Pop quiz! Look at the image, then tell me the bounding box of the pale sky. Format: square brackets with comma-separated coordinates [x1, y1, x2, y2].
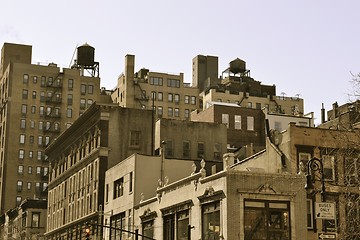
[1, 0, 359, 124]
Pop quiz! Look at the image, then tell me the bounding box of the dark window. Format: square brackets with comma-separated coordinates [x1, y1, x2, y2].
[183, 141, 190, 158]
[68, 79, 73, 89]
[165, 140, 174, 157]
[244, 200, 290, 239]
[113, 177, 124, 199]
[88, 85, 94, 94]
[202, 202, 220, 240]
[130, 131, 141, 147]
[81, 84, 86, 94]
[198, 142, 205, 159]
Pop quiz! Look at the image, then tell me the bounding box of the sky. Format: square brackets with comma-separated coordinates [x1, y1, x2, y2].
[1, 0, 359, 124]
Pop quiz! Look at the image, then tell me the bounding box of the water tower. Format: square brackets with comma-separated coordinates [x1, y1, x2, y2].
[72, 43, 99, 77]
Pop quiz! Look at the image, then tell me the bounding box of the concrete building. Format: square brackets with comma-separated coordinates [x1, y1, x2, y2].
[264, 108, 314, 131]
[0, 199, 47, 240]
[191, 102, 266, 156]
[318, 100, 360, 130]
[103, 153, 203, 239]
[45, 103, 153, 239]
[111, 54, 200, 120]
[155, 118, 227, 172]
[238, 122, 360, 239]
[132, 154, 307, 239]
[0, 42, 110, 214]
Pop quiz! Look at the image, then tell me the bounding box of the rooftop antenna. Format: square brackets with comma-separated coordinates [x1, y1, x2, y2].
[69, 43, 79, 68]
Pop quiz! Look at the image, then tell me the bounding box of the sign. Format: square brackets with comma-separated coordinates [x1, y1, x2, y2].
[318, 232, 336, 239]
[315, 202, 335, 219]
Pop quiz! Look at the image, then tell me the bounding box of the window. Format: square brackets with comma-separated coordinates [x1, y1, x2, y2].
[222, 114, 229, 128]
[48, 77, 53, 86]
[30, 120, 35, 129]
[38, 121, 43, 130]
[36, 166, 41, 175]
[45, 136, 50, 146]
[214, 143, 221, 160]
[20, 119, 26, 129]
[40, 91, 45, 102]
[22, 89, 28, 99]
[322, 155, 335, 181]
[110, 212, 126, 239]
[38, 136, 43, 146]
[80, 98, 86, 109]
[256, 103, 261, 109]
[142, 220, 154, 239]
[21, 104, 27, 115]
[46, 106, 52, 116]
[158, 106, 163, 117]
[67, 108, 72, 118]
[68, 79, 73, 89]
[33, 76, 37, 83]
[37, 151, 42, 161]
[174, 94, 180, 104]
[235, 115, 241, 130]
[185, 109, 190, 119]
[17, 181, 23, 192]
[19, 150, 25, 160]
[183, 141, 190, 158]
[41, 76, 46, 86]
[23, 74, 29, 84]
[130, 131, 141, 147]
[18, 165, 24, 174]
[198, 142, 205, 158]
[247, 116, 254, 131]
[167, 78, 180, 88]
[31, 213, 40, 228]
[165, 140, 174, 157]
[29, 151, 33, 158]
[88, 99, 93, 107]
[28, 166, 32, 174]
[149, 76, 163, 86]
[31, 106, 36, 114]
[168, 93, 173, 102]
[307, 199, 314, 229]
[129, 172, 133, 193]
[202, 202, 220, 240]
[163, 209, 189, 240]
[174, 108, 179, 117]
[185, 95, 190, 104]
[81, 84, 86, 94]
[19, 134, 25, 144]
[247, 102, 252, 108]
[16, 197, 22, 206]
[244, 200, 290, 239]
[39, 106, 44, 116]
[191, 96, 196, 105]
[168, 107, 173, 117]
[113, 177, 124, 199]
[67, 94, 73, 105]
[158, 92, 163, 101]
[27, 182, 31, 190]
[88, 85, 94, 94]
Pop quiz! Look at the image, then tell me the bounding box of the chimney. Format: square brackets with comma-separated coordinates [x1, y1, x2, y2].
[321, 103, 325, 124]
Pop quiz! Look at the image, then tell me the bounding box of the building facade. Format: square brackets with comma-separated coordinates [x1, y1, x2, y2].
[111, 54, 200, 120]
[0, 199, 47, 240]
[132, 155, 307, 240]
[45, 104, 153, 239]
[0, 42, 109, 214]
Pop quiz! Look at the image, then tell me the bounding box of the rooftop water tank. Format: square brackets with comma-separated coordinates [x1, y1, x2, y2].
[229, 58, 246, 74]
[77, 43, 95, 67]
